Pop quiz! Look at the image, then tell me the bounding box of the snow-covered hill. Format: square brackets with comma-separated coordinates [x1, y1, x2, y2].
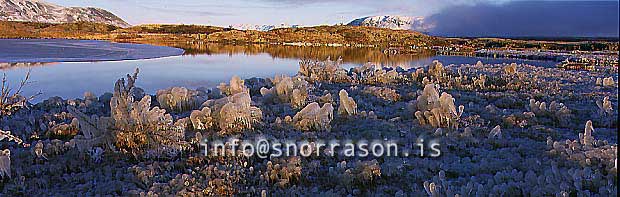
[229, 23, 300, 31]
[347, 15, 431, 32]
[0, 0, 130, 27]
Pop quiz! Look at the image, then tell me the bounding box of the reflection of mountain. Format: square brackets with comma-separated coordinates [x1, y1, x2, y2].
[162, 42, 434, 67]
[0, 62, 56, 70]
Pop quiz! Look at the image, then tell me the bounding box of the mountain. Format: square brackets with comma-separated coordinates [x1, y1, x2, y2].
[229, 23, 300, 31]
[0, 0, 130, 27]
[347, 15, 431, 32]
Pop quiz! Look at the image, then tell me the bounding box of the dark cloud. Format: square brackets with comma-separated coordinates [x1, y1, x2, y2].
[425, 1, 619, 37]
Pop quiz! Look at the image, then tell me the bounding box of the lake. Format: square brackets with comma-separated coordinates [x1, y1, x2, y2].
[1, 39, 559, 102]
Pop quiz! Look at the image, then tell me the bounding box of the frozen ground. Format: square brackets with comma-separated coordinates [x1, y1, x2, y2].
[0, 58, 616, 196]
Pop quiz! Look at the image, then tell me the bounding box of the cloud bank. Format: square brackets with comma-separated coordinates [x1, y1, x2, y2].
[425, 1, 619, 37]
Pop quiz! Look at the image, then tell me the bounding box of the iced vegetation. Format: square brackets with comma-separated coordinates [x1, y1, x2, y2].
[0, 58, 616, 195]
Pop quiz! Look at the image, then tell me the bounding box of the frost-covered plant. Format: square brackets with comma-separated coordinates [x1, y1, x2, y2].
[504, 63, 517, 75]
[0, 129, 23, 179]
[488, 125, 502, 139]
[337, 89, 357, 116]
[351, 63, 401, 85]
[156, 87, 207, 113]
[299, 57, 351, 83]
[263, 157, 303, 187]
[0, 149, 10, 179]
[67, 106, 115, 152]
[318, 93, 333, 105]
[329, 160, 382, 189]
[105, 69, 189, 158]
[580, 120, 595, 146]
[528, 99, 572, 125]
[362, 86, 400, 102]
[1, 71, 38, 117]
[423, 170, 456, 197]
[596, 77, 615, 87]
[549, 120, 617, 175]
[472, 74, 487, 89]
[292, 102, 334, 131]
[48, 118, 79, 137]
[427, 60, 445, 79]
[596, 96, 613, 117]
[260, 75, 309, 109]
[218, 75, 249, 96]
[201, 92, 263, 134]
[414, 84, 464, 128]
[189, 107, 213, 130]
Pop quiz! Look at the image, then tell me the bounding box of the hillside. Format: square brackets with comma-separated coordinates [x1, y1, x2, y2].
[205, 25, 445, 47]
[0, 0, 129, 27]
[0, 21, 119, 39]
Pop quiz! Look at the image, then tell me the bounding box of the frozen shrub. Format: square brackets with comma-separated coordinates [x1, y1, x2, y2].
[299, 57, 350, 83]
[329, 160, 382, 188]
[0, 71, 36, 117]
[528, 99, 572, 125]
[0, 129, 22, 180]
[202, 92, 263, 134]
[473, 74, 487, 89]
[351, 63, 401, 85]
[189, 107, 213, 130]
[67, 106, 115, 152]
[217, 75, 249, 96]
[488, 125, 502, 139]
[580, 120, 595, 146]
[263, 157, 303, 187]
[427, 60, 445, 79]
[260, 75, 308, 109]
[106, 69, 188, 158]
[299, 58, 401, 85]
[596, 96, 613, 117]
[0, 129, 23, 145]
[156, 87, 207, 113]
[549, 120, 617, 175]
[504, 63, 517, 75]
[0, 149, 9, 179]
[292, 102, 334, 131]
[414, 84, 464, 128]
[362, 86, 400, 102]
[596, 77, 615, 87]
[48, 118, 79, 137]
[338, 89, 357, 116]
[318, 93, 333, 105]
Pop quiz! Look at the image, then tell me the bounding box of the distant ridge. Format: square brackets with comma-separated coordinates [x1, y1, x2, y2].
[347, 15, 432, 32]
[229, 23, 300, 31]
[0, 0, 130, 27]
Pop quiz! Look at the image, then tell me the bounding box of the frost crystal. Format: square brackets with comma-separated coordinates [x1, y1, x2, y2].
[260, 75, 309, 109]
[202, 92, 263, 134]
[156, 87, 207, 113]
[337, 89, 357, 116]
[218, 75, 249, 96]
[415, 84, 463, 128]
[293, 102, 334, 131]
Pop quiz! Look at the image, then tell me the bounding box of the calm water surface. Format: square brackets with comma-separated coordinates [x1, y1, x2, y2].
[1, 39, 558, 102]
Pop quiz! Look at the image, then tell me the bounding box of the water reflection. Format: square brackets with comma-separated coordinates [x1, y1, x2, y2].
[0, 62, 58, 70]
[148, 42, 435, 68]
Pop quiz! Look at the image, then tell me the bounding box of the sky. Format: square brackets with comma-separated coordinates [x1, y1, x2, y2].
[45, 0, 619, 37]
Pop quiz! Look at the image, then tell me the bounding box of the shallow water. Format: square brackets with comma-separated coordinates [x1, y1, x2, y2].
[1, 39, 558, 102]
[0, 39, 184, 63]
